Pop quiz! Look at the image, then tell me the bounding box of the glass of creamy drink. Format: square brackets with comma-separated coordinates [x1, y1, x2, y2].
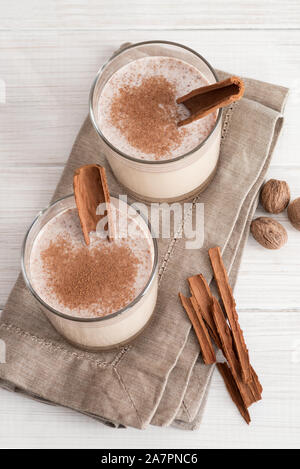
[90, 41, 222, 202]
[22, 195, 158, 350]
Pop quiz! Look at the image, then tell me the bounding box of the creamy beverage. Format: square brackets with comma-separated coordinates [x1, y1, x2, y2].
[23, 195, 158, 349]
[30, 208, 153, 318]
[90, 43, 222, 201]
[98, 57, 217, 161]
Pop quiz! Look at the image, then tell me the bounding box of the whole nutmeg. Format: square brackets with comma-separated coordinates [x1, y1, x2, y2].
[250, 217, 288, 249]
[260, 179, 290, 214]
[287, 197, 300, 231]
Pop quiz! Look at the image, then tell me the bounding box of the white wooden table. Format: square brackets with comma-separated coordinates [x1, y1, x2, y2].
[0, 1, 300, 449]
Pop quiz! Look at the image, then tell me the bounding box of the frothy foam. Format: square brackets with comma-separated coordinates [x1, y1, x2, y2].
[98, 56, 217, 161]
[30, 207, 153, 318]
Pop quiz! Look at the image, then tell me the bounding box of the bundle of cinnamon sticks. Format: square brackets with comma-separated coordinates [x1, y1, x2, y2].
[179, 246, 262, 424]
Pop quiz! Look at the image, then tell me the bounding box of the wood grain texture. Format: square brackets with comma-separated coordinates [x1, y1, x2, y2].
[1, 1, 300, 30]
[0, 0, 300, 449]
[0, 310, 299, 448]
[0, 29, 299, 167]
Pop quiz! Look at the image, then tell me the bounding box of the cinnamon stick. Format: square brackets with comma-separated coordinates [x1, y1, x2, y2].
[188, 274, 222, 349]
[73, 164, 114, 245]
[208, 246, 251, 383]
[211, 297, 241, 377]
[211, 297, 262, 407]
[179, 293, 216, 365]
[178, 247, 262, 423]
[190, 280, 262, 408]
[177, 76, 244, 127]
[217, 363, 251, 425]
[250, 366, 263, 397]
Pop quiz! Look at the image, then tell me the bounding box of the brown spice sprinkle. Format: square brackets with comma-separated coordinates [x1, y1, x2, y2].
[40, 234, 140, 316]
[109, 75, 185, 158]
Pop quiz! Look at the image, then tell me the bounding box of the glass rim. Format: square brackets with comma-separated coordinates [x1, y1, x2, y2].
[21, 194, 158, 323]
[89, 40, 222, 165]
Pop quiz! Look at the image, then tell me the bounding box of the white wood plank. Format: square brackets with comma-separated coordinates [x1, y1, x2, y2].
[0, 311, 299, 448]
[0, 29, 298, 167]
[0, 0, 299, 30]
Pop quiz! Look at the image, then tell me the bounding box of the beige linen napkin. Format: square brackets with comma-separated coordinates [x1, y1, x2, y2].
[0, 55, 288, 430]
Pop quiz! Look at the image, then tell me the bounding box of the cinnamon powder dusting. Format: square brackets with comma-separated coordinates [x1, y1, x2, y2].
[109, 75, 185, 158]
[40, 234, 140, 316]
